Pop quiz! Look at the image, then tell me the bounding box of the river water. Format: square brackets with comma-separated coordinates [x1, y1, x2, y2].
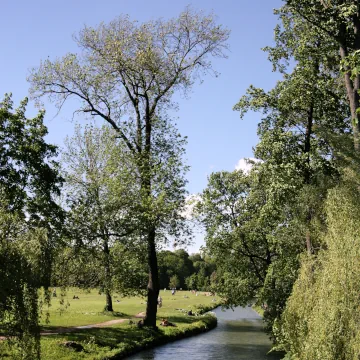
[127, 306, 283, 360]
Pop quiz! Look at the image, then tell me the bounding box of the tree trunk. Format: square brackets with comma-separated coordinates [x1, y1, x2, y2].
[103, 237, 113, 312]
[142, 111, 160, 328]
[304, 104, 313, 185]
[104, 290, 113, 312]
[143, 227, 159, 328]
[304, 102, 314, 255]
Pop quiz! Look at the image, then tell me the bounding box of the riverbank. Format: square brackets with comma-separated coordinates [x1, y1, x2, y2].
[128, 306, 284, 360]
[0, 290, 222, 359]
[0, 311, 218, 359]
[107, 314, 217, 360]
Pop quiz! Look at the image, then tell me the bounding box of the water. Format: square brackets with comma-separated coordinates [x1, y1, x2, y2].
[127, 306, 283, 360]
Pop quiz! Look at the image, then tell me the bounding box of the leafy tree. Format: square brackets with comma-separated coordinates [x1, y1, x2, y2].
[279, 169, 360, 359]
[111, 242, 148, 296]
[29, 7, 229, 327]
[0, 208, 41, 360]
[235, 2, 349, 254]
[185, 273, 197, 290]
[169, 275, 180, 289]
[197, 170, 281, 306]
[224, 1, 352, 339]
[60, 124, 138, 311]
[158, 249, 194, 289]
[0, 94, 63, 359]
[191, 254, 215, 291]
[282, 0, 360, 150]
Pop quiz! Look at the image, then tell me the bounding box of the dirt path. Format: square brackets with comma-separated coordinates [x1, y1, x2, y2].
[0, 312, 146, 339]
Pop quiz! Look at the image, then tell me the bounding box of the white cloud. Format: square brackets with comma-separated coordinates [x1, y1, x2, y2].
[235, 157, 260, 174]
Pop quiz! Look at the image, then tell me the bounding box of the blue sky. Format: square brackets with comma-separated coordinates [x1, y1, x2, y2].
[0, 0, 283, 252]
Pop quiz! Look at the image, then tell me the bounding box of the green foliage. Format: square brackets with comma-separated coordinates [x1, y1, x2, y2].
[157, 249, 216, 291]
[0, 216, 42, 360]
[158, 251, 184, 289]
[58, 124, 147, 306]
[279, 170, 360, 359]
[197, 170, 267, 302]
[189, 254, 215, 291]
[0, 94, 63, 359]
[29, 7, 229, 327]
[197, 167, 302, 329]
[169, 275, 180, 289]
[214, 0, 352, 343]
[281, 0, 360, 149]
[0, 290, 218, 359]
[0, 94, 63, 220]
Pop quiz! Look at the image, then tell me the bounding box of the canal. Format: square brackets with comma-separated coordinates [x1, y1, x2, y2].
[127, 306, 283, 359]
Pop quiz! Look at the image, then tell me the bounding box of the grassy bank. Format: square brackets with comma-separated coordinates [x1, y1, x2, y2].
[0, 289, 221, 359]
[33, 313, 217, 360]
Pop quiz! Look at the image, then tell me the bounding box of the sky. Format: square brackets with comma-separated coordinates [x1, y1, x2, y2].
[0, 0, 283, 252]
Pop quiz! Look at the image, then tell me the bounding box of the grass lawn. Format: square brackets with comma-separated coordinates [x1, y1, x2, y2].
[40, 288, 219, 328]
[0, 289, 220, 359]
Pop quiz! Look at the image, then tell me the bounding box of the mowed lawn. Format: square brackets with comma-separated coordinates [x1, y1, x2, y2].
[41, 288, 218, 328]
[0, 289, 220, 360]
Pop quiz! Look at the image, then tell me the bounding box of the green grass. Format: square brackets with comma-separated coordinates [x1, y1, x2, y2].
[0, 289, 221, 359]
[39, 288, 219, 328]
[33, 316, 217, 360]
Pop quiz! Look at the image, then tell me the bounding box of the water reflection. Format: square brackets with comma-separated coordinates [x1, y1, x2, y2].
[127, 307, 283, 360]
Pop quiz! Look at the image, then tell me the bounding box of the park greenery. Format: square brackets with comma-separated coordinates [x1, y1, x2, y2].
[0, 289, 219, 359]
[2, 1, 360, 359]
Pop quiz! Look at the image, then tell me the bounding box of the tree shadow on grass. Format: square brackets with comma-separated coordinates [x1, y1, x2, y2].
[40, 311, 133, 332]
[99, 311, 131, 318]
[49, 326, 157, 348]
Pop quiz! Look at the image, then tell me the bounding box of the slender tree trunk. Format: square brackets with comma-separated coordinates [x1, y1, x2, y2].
[143, 226, 159, 328]
[103, 237, 113, 312]
[304, 104, 313, 184]
[304, 102, 314, 255]
[141, 112, 160, 328]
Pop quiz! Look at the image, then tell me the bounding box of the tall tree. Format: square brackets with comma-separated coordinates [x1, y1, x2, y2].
[29, 7, 229, 327]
